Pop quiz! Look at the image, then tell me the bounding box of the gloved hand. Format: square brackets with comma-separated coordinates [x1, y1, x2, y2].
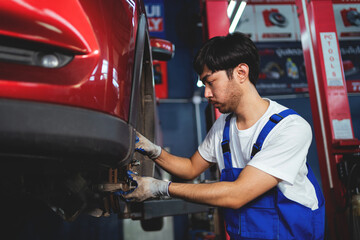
[135, 131, 162, 159]
[123, 175, 171, 202]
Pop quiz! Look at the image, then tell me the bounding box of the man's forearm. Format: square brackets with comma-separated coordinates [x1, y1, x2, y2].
[135, 131, 212, 180]
[168, 181, 247, 209]
[168, 165, 280, 209]
[153, 150, 199, 180]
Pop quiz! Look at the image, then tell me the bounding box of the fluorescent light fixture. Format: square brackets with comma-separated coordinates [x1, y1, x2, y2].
[227, 0, 236, 18]
[197, 78, 204, 88]
[229, 1, 247, 33]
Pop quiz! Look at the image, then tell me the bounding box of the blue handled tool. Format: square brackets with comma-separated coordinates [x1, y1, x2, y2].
[114, 170, 138, 201]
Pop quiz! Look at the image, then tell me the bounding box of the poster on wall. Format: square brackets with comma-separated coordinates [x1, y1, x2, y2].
[256, 42, 308, 95]
[234, 1, 306, 95]
[235, 3, 300, 42]
[144, 0, 166, 38]
[234, 4, 257, 41]
[339, 41, 360, 93]
[333, 2, 360, 93]
[333, 3, 360, 40]
[255, 4, 300, 42]
[255, 40, 360, 95]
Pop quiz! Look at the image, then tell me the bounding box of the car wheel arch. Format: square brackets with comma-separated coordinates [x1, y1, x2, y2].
[127, 13, 157, 177]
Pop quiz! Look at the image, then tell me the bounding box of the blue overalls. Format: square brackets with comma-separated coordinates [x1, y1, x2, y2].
[220, 109, 325, 240]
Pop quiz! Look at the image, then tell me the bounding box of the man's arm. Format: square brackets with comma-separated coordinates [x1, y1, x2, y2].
[154, 150, 213, 180]
[124, 164, 280, 207]
[169, 165, 280, 209]
[135, 130, 213, 180]
[132, 131, 280, 207]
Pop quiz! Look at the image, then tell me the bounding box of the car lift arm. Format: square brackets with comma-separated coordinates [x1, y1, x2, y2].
[295, 0, 360, 239]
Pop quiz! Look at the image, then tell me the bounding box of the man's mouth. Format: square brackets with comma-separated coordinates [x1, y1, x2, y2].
[208, 99, 220, 108]
[211, 102, 220, 107]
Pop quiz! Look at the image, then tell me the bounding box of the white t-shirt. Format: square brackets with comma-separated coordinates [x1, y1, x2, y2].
[198, 99, 319, 210]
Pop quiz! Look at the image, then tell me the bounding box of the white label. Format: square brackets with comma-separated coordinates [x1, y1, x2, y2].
[320, 32, 344, 86]
[332, 119, 353, 139]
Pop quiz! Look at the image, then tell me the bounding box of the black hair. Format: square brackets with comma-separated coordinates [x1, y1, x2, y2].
[193, 32, 260, 86]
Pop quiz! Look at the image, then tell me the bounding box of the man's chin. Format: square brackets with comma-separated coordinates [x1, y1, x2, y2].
[216, 107, 231, 114]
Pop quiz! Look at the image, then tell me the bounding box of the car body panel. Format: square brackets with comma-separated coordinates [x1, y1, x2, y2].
[0, 0, 96, 53]
[0, 0, 145, 120]
[0, 0, 175, 222]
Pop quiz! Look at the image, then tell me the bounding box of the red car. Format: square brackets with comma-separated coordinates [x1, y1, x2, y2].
[0, 0, 173, 221]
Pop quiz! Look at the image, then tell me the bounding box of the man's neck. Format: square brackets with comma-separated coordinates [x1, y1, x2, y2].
[234, 92, 269, 130]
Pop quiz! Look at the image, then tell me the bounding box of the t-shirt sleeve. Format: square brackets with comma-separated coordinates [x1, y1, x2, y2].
[248, 115, 312, 185]
[198, 115, 225, 163]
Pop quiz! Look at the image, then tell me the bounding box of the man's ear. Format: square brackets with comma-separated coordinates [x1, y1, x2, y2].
[234, 64, 249, 83]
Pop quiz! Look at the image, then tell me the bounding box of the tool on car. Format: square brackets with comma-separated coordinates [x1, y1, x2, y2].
[113, 170, 138, 196]
[95, 170, 138, 199]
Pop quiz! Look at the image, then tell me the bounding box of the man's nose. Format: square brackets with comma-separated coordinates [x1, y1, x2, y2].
[204, 85, 213, 99]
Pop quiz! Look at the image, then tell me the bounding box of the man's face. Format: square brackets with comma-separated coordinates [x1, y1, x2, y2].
[200, 65, 241, 113]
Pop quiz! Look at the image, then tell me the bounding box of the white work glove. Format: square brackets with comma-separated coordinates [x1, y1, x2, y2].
[123, 175, 171, 202]
[135, 131, 162, 159]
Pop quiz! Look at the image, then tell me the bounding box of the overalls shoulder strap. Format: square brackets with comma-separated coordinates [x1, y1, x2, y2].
[221, 109, 298, 167]
[221, 113, 233, 169]
[250, 108, 298, 159]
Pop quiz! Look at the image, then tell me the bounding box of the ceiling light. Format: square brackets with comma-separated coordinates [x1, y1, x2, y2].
[229, 1, 247, 33]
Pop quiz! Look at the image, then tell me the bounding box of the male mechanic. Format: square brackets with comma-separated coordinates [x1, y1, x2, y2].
[125, 32, 325, 240]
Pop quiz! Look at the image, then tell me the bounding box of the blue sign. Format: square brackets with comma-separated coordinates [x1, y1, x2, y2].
[144, 0, 166, 38]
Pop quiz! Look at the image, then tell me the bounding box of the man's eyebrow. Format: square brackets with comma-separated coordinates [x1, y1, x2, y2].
[201, 73, 212, 83]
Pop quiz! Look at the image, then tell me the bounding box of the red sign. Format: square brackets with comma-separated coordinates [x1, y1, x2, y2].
[346, 80, 360, 92]
[153, 60, 168, 99]
[148, 18, 164, 32]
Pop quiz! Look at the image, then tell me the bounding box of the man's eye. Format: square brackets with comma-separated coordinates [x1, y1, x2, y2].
[208, 80, 214, 86]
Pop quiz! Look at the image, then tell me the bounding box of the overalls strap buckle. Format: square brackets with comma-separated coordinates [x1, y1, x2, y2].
[221, 140, 230, 153]
[251, 143, 261, 157]
[269, 113, 284, 123]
